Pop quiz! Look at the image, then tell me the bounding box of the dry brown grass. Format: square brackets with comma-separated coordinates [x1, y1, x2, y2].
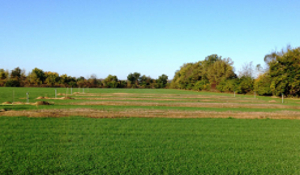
[12, 102, 24, 105]
[73, 93, 230, 98]
[72, 93, 276, 104]
[1, 108, 300, 119]
[2, 92, 299, 120]
[66, 101, 300, 110]
[33, 101, 51, 105]
[75, 97, 179, 101]
[59, 97, 74, 100]
[36, 96, 74, 100]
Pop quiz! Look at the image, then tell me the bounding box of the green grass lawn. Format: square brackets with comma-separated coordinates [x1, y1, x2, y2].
[1, 87, 300, 114]
[1, 88, 300, 174]
[1, 117, 300, 174]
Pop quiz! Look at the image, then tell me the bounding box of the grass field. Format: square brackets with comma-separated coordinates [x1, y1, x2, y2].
[1, 117, 300, 174]
[1, 87, 300, 119]
[1, 87, 300, 174]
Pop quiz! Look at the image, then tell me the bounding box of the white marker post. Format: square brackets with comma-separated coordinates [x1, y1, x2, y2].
[26, 92, 29, 103]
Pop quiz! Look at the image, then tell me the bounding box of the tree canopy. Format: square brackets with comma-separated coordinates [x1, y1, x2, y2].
[2, 46, 300, 97]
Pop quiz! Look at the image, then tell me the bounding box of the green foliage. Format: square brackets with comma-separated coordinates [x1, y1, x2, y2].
[156, 74, 168, 88]
[204, 54, 222, 66]
[216, 79, 238, 92]
[171, 54, 236, 91]
[0, 69, 8, 86]
[0, 69, 8, 80]
[236, 76, 254, 94]
[254, 73, 272, 96]
[2, 46, 300, 95]
[192, 79, 211, 91]
[127, 72, 141, 86]
[4, 79, 20, 87]
[268, 47, 300, 96]
[44, 72, 60, 86]
[103, 75, 119, 88]
[29, 68, 46, 85]
[57, 74, 77, 87]
[10, 67, 22, 79]
[139, 75, 153, 88]
[206, 58, 236, 85]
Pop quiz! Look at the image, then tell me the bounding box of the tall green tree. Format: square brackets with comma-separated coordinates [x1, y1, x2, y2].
[268, 47, 300, 96]
[45, 71, 60, 86]
[29, 68, 45, 85]
[139, 75, 153, 88]
[156, 74, 168, 88]
[103, 75, 119, 88]
[0, 69, 8, 86]
[171, 54, 236, 91]
[127, 72, 141, 87]
[11, 67, 22, 79]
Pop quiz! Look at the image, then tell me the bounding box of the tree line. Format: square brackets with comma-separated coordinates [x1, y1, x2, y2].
[171, 46, 300, 97]
[1, 46, 300, 97]
[0, 68, 169, 88]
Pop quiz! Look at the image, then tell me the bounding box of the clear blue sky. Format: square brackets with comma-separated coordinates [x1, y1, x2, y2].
[1, 0, 300, 80]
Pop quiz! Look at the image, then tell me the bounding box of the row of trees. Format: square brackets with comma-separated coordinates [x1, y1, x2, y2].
[171, 46, 300, 97]
[0, 68, 169, 88]
[2, 46, 300, 96]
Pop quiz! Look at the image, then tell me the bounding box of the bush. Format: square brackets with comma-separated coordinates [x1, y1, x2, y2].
[193, 80, 211, 91]
[5, 79, 20, 87]
[237, 76, 254, 94]
[216, 79, 237, 92]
